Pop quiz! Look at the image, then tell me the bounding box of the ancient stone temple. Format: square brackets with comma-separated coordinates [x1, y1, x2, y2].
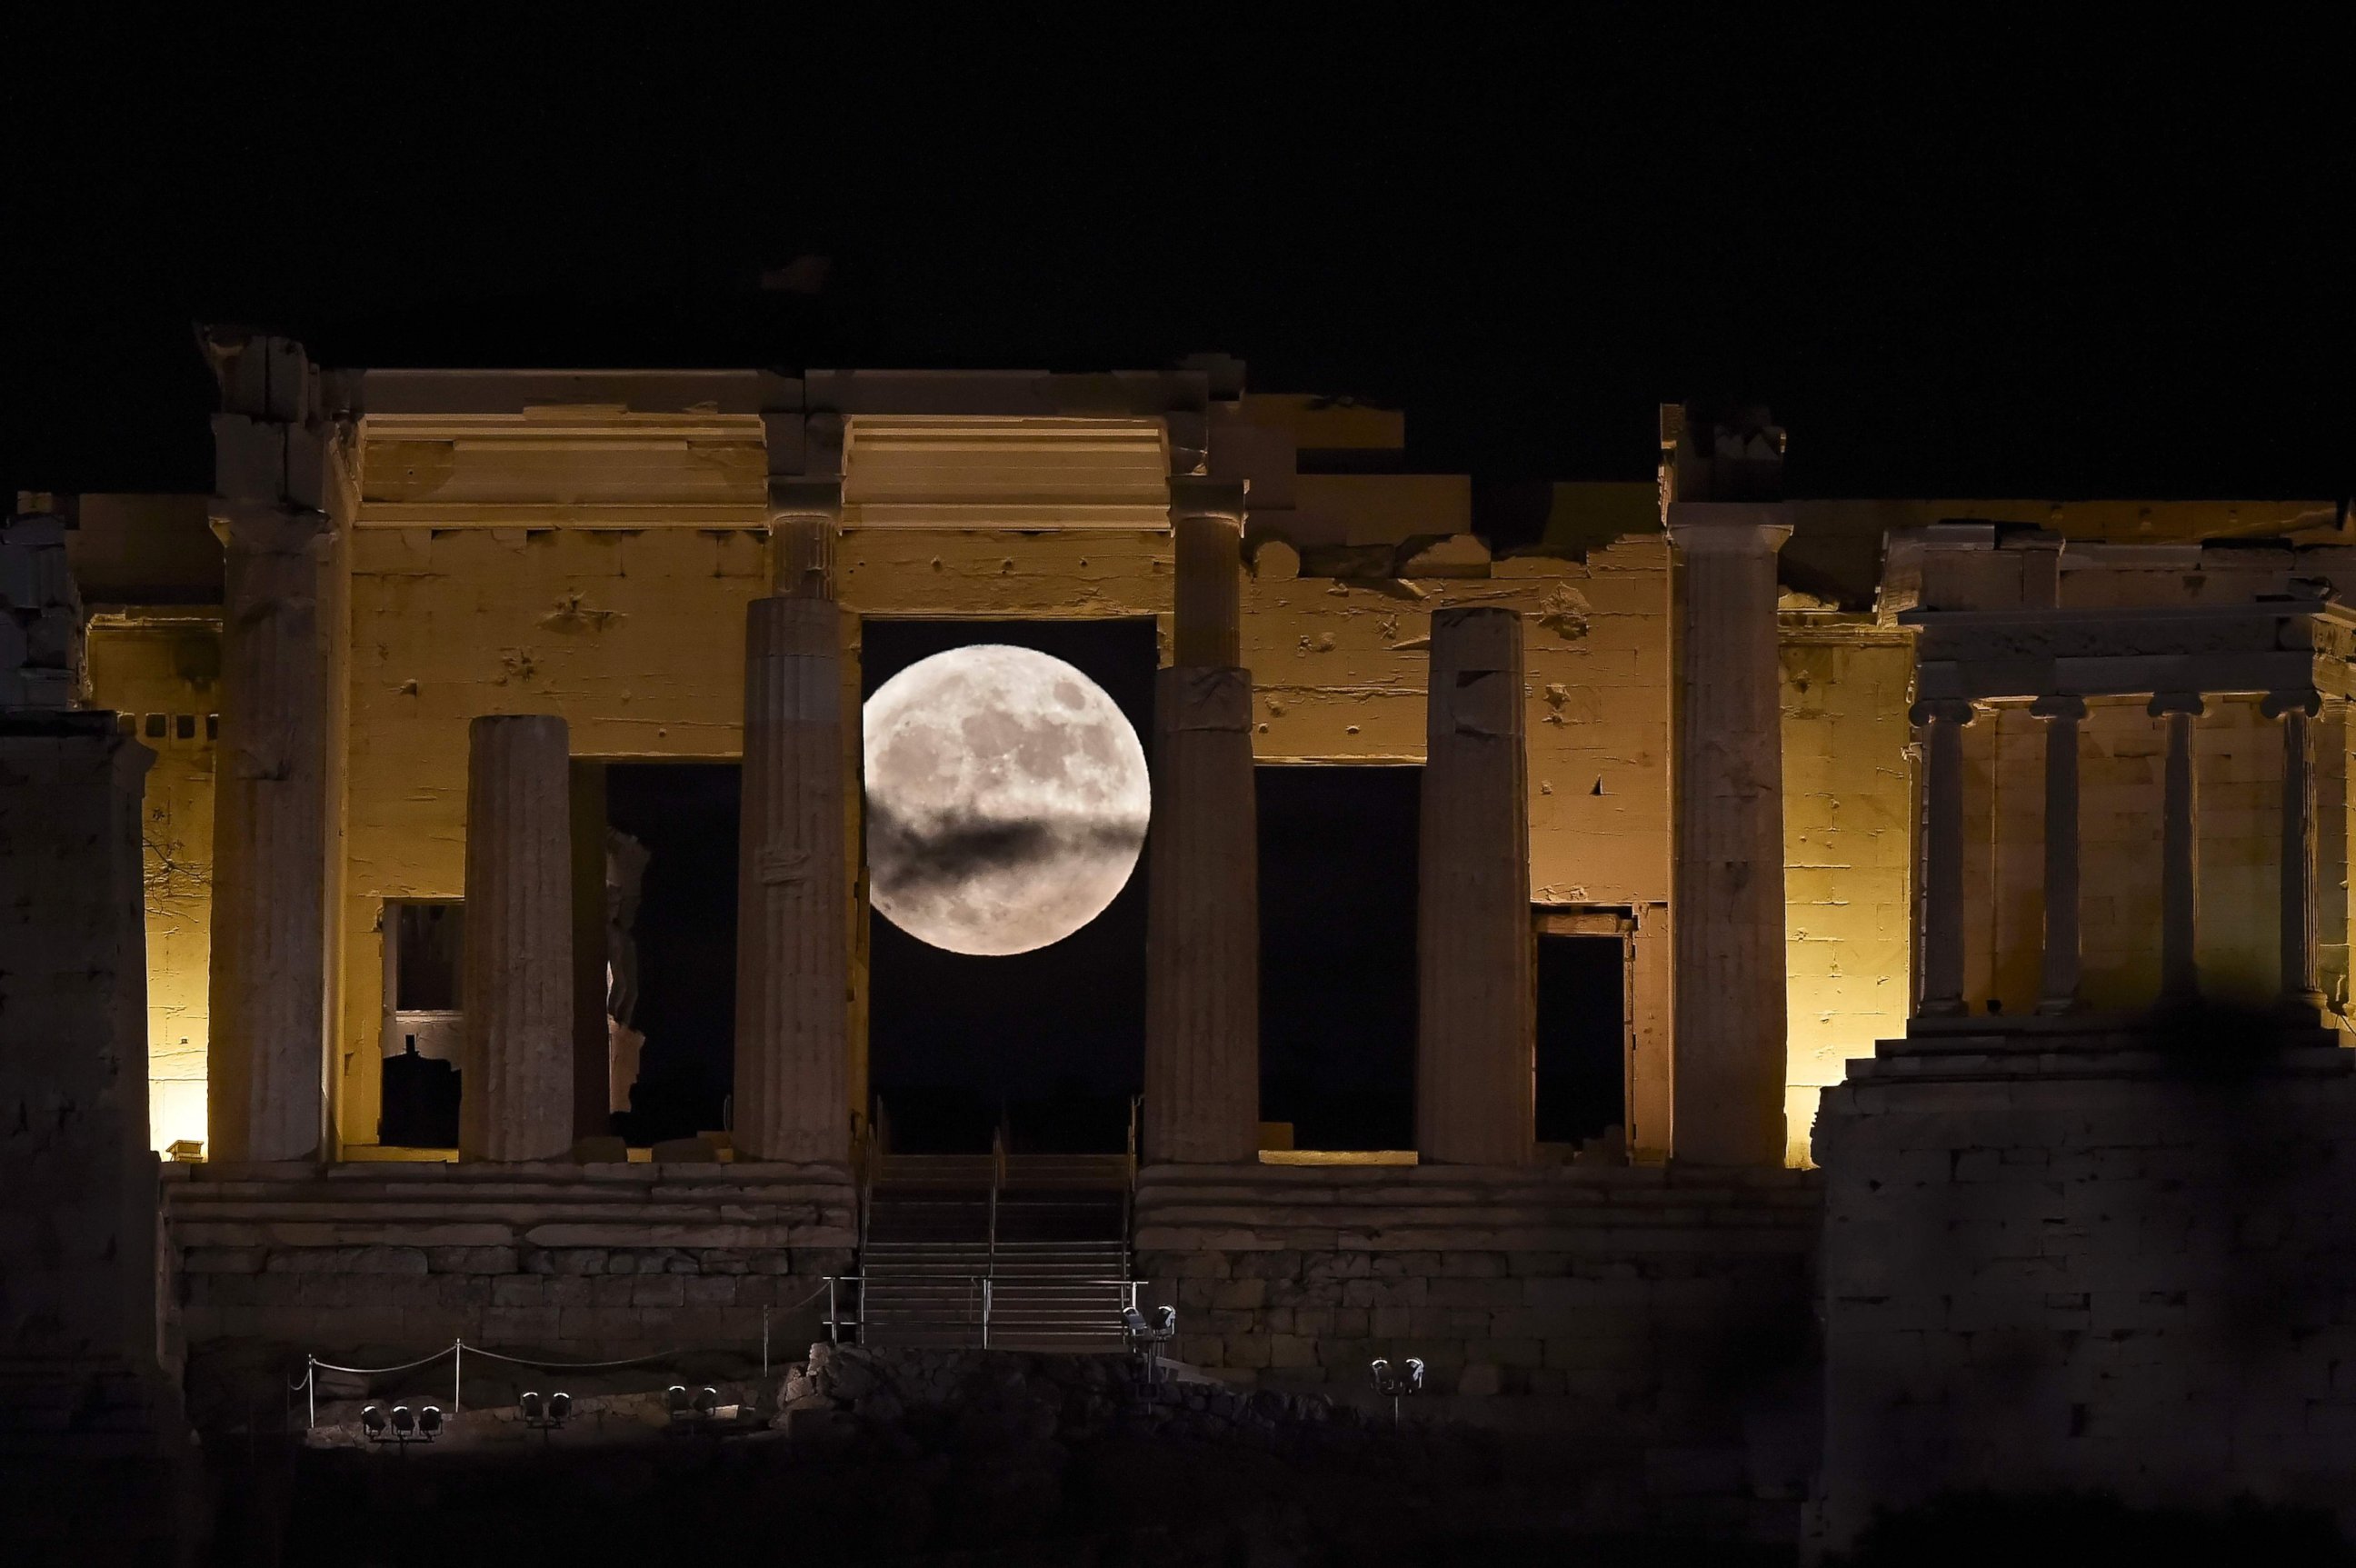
[8, 332, 2356, 1551]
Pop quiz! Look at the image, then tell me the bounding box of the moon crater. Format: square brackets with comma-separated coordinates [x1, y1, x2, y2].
[864, 644, 1150, 956]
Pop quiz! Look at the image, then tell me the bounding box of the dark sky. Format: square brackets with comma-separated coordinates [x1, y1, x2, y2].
[7, 19, 2348, 505]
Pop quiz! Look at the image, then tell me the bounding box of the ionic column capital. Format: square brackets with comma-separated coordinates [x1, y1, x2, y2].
[208, 501, 334, 558]
[1909, 699, 1976, 728]
[2264, 687, 2322, 721]
[1168, 476, 1247, 524]
[1664, 502, 1792, 554]
[2030, 693, 2088, 722]
[2149, 691, 2207, 718]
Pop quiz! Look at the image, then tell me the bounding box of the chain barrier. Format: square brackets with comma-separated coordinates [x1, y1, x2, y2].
[292, 1278, 839, 1430]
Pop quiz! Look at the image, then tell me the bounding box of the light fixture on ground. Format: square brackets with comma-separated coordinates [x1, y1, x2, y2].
[1123, 1303, 1178, 1382]
[364, 1403, 442, 1447]
[520, 1390, 570, 1433]
[1370, 1358, 1424, 1427]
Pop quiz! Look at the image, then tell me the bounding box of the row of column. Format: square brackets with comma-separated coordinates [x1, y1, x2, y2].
[1914, 689, 2322, 1017]
[211, 487, 1799, 1169]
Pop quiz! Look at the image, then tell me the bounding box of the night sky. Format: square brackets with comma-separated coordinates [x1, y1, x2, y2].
[9, 22, 2347, 1151]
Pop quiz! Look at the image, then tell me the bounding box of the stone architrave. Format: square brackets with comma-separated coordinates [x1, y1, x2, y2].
[1143, 480, 1259, 1164]
[1665, 503, 1792, 1166]
[734, 589, 852, 1165]
[460, 715, 574, 1162]
[206, 503, 332, 1164]
[1417, 605, 1534, 1165]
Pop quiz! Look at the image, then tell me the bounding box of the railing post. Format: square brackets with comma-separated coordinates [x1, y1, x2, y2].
[982, 1277, 993, 1350]
[826, 1276, 839, 1344]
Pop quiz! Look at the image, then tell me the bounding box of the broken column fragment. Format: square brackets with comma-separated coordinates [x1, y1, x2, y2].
[460, 714, 574, 1162]
[1417, 605, 1534, 1164]
[1144, 479, 1260, 1164]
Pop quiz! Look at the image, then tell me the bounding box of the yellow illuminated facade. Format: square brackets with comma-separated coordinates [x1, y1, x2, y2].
[73, 374, 2350, 1165]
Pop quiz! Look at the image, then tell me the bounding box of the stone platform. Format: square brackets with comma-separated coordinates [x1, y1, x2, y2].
[165, 1161, 855, 1372]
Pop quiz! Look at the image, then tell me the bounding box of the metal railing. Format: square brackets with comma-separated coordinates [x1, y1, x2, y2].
[824, 1274, 1143, 1347]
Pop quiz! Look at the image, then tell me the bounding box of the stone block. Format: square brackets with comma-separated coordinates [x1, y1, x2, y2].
[1212, 1278, 1266, 1311]
[490, 1276, 544, 1308]
[632, 1275, 686, 1308]
[684, 1275, 738, 1306]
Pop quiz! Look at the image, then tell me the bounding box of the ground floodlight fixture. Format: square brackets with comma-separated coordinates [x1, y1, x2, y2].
[548, 1392, 571, 1422]
[1403, 1358, 1425, 1394]
[667, 1384, 690, 1413]
[694, 1386, 720, 1416]
[1122, 1306, 1146, 1334]
[362, 1405, 386, 1435]
[391, 1405, 415, 1433]
[419, 1405, 444, 1436]
[520, 1392, 544, 1422]
[1153, 1305, 1177, 1337]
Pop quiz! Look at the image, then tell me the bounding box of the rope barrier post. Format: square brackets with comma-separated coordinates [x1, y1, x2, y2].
[454, 1339, 463, 1414]
[306, 1356, 315, 1430]
[763, 1305, 770, 1376]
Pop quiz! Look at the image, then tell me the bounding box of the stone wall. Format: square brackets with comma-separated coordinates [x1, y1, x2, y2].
[1134, 1164, 1818, 1442]
[1814, 1024, 2356, 1550]
[166, 1164, 854, 1389]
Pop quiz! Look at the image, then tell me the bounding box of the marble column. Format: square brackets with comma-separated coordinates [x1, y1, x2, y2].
[733, 545, 852, 1164]
[2032, 694, 2086, 1015]
[1417, 606, 1534, 1164]
[2150, 692, 2203, 1004]
[205, 504, 331, 1163]
[1912, 701, 1974, 1018]
[2265, 688, 2324, 1011]
[459, 715, 573, 1162]
[1143, 479, 1259, 1164]
[1665, 504, 1791, 1167]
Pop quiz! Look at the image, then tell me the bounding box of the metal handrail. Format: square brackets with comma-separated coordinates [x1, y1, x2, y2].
[822, 1274, 1144, 1347]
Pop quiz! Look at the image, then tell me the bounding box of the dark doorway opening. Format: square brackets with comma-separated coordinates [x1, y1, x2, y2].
[1534, 931, 1627, 1148]
[606, 762, 741, 1144]
[379, 901, 463, 1148]
[1257, 764, 1419, 1152]
[863, 618, 1156, 1154]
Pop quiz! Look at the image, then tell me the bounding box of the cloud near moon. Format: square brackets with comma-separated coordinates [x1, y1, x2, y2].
[863, 644, 1151, 956]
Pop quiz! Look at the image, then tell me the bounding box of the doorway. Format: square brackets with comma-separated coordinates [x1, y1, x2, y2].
[862, 618, 1157, 1154]
[1256, 764, 1420, 1152]
[1533, 915, 1631, 1154]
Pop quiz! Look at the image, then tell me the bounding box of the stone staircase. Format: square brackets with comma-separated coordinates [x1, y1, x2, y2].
[856, 1154, 1133, 1352]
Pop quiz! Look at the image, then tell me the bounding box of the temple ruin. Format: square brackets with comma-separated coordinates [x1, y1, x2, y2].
[6, 333, 2356, 1553]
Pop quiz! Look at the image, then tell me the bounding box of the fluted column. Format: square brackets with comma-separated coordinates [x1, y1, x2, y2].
[459, 715, 573, 1162]
[2150, 692, 2203, 1003]
[1665, 504, 1791, 1166]
[1417, 606, 1533, 1164]
[1913, 701, 1974, 1018]
[1143, 479, 1258, 1164]
[734, 576, 851, 1164]
[2266, 687, 2323, 1011]
[2032, 694, 2086, 1015]
[206, 504, 331, 1162]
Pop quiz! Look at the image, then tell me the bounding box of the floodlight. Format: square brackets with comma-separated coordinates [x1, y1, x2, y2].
[362, 1405, 386, 1435]
[666, 1384, 690, 1414]
[390, 1405, 415, 1433]
[1153, 1305, 1177, 1336]
[548, 1393, 572, 1422]
[419, 1405, 444, 1435]
[1122, 1307, 1146, 1334]
[694, 1386, 720, 1415]
[520, 1392, 543, 1422]
[1403, 1359, 1425, 1393]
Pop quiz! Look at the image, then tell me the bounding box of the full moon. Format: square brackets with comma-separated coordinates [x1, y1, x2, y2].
[863, 645, 1151, 956]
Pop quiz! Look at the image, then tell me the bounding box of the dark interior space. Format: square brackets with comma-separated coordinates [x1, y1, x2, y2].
[1534, 932, 1626, 1147]
[605, 762, 741, 1144]
[378, 901, 463, 1148]
[863, 619, 1156, 1154]
[1257, 765, 1419, 1151]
